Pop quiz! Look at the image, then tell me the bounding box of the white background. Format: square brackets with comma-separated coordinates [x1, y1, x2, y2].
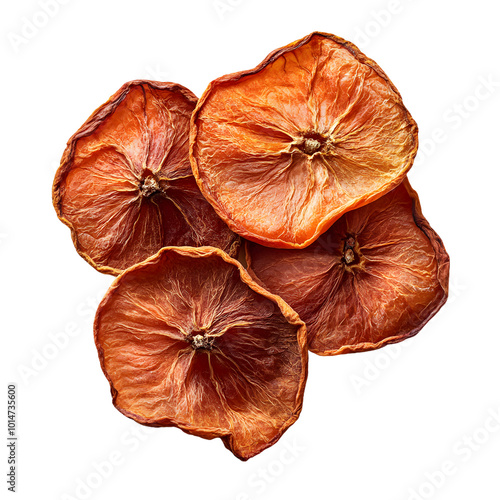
[2, 1, 500, 499]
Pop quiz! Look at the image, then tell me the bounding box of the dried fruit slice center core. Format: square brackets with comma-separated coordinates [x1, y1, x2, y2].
[343, 236, 361, 268]
[187, 331, 215, 350]
[139, 173, 165, 197]
[293, 132, 334, 156]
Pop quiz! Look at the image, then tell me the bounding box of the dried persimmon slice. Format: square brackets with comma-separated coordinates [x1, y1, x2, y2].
[246, 179, 449, 355]
[94, 246, 308, 460]
[53, 80, 239, 275]
[190, 32, 418, 248]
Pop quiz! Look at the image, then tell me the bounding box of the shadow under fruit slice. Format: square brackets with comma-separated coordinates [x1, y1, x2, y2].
[246, 179, 449, 355]
[190, 31, 418, 249]
[94, 246, 308, 460]
[53, 80, 239, 275]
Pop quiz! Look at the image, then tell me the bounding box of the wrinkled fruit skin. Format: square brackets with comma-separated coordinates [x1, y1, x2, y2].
[191, 31, 418, 249]
[53, 80, 239, 275]
[246, 179, 449, 355]
[94, 246, 308, 460]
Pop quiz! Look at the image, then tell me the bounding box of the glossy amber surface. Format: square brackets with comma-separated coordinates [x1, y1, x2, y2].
[246, 179, 449, 355]
[53, 80, 239, 275]
[191, 32, 418, 248]
[94, 246, 308, 460]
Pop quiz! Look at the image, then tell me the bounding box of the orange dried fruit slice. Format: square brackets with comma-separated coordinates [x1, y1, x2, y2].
[190, 32, 418, 248]
[53, 80, 239, 275]
[94, 246, 308, 460]
[246, 179, 449, 355]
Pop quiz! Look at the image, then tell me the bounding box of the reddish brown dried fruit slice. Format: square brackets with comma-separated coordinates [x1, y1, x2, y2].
[53, 80, 239, 275]
[94, 246, 308, 460]
[246, 179, 449, 355]
[190, 31, 418, 249]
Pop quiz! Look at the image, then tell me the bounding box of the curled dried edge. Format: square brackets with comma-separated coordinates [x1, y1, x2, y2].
[340, 179, 450, 356]
[190, 31, 419, 249]
[52, 80, 221, 276]
[93, 245, 308, 460]
[245, 178, 450, 356]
